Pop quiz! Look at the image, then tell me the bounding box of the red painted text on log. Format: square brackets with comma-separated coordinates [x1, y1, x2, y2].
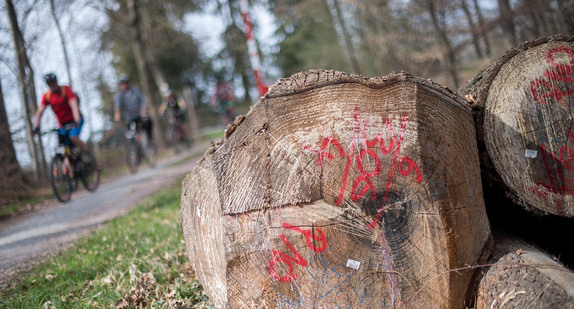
[303, 108, 422, 228]
[531, 46, 574, 105]
[268, 223, 327, 282]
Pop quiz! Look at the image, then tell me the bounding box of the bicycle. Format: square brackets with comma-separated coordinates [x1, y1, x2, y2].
[43, 126, 100, 202]
[125, 120, 157, 173]
[166, 115, 191, 153]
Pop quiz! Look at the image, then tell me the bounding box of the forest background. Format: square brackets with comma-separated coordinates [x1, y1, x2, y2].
[1, 0, 573, 205]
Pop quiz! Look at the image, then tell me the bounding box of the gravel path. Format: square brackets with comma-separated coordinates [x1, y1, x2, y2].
[0, 145, 205, 289]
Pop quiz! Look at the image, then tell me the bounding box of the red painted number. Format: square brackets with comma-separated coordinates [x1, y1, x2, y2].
[304, 108, 422, 228]
[268, 223, 327, 282]
[531, 47, 574, 105]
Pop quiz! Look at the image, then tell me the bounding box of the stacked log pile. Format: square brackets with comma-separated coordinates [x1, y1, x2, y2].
[475, 233, 574, 309]
[459, 34, 574, 309]
[461, 34, 574, 217]
[181, 35, 574, 308]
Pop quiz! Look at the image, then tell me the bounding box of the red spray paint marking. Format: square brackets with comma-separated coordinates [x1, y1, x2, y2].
[351, 121, 397, 202]
[303, 108, 422, 228]
[239, 0, 268, 96]
[298, 108, 422, 305]
[268, 223, 327, 282]
[282, 223, 327, 252]
[540, 144, 563, 213]
[546, 46, 574, 80]
[268, 235, 308, 282]
[531, 46, 574, 105]
[537, 130, 574, 213]
[352, 146, 381, 201]
[303, 137, 345, 167]
[368, 115, 409, 229]
[378, 227, 402, 309]
[527, 46, 574, 213]
[337, 107, 363, 205]
[398, 157, 423, 182]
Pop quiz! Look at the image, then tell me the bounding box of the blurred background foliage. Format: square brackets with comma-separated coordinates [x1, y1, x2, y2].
[1, 0, 572, 202]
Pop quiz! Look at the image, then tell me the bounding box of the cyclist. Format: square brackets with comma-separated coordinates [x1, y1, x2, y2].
[159, 90, 188, 136]
[114, 75, 153, 142]
[33, 73, 90, 177]
[210, 76, 236, 126]
[159, 90, 190, 147]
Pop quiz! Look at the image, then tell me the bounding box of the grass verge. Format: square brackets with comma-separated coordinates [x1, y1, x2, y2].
[200, 130, 224, 141]
[0, 178, 212, 309]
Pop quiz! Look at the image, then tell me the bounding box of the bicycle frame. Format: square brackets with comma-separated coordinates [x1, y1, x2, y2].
[54, 128, 79, 160]
[169, 117, 184, 139]
[41, 125, 99, 202]
[125, 121, 139, 141]
[125, 120, 147, 173]
[43, 127, 79, 202]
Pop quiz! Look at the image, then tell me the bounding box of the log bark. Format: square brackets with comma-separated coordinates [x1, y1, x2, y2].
[476, 233, 574, 309]
[181, 70, 492, 308]
[461, 35, 574, 217]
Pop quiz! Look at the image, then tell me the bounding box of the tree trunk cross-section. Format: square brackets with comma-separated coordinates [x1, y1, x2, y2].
[181, 70, 492, 308]
[476, 234, 574, 309]
[461, 35, 574, 217]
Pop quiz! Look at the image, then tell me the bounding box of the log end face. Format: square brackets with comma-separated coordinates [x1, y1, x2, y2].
[477, 235, 574, 309]
[189, 70, 492, 307]
[464, 36, 574, 217]
[180, 158, 228, 307]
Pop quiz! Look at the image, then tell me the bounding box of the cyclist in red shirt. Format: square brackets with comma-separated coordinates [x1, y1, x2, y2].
[33, 73, 89, 154]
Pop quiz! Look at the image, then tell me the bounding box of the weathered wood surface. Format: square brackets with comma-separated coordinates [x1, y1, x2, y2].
[181, 70, 492, 308]
[461, 35, 574, 217]
[476, 233, 574, 309]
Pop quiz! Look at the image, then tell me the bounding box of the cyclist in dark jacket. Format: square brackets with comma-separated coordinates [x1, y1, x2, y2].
[159, 90, 189, 144]
[113, 75, 153, 140]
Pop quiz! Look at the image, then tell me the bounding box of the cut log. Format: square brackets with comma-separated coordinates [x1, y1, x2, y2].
[476, 233, 574, 309]
[180, 70, 492, 308]
[461, 35, 574, 217]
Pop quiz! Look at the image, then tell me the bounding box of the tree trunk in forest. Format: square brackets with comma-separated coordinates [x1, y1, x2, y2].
[49, 0, 73, 87]
[181, 70, 492, 308]
[557, 0, 574, 34]
[126, 0, 165, 149]
[461, 0, 483, 59]
[460, 35, 574, 218]
[476, 233, 574, 309]
[0, 76, 27, 204]
[5, 0, 46, 181]
[326, 0, 362, 75]
[183, 85, 201, 142]
[427, 0, 459, 89]
[140, 7, 170, 98]
[472, 0, 491, 57]
[355, 1, 394, 75]
[27, 67, 47, 177]
[522, 0, 557, 38]
[223, 0, 253, 104]
[497, 0, 518, 48]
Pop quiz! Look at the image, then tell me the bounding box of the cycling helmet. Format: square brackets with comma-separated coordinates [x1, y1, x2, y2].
[119, 75, 130, 83]
[44, 73, 57, 84]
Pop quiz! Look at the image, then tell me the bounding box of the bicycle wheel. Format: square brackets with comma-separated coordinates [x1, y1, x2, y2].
[146, 142, 158, 168]
[140, 133, 157, 168]
[81, 154, 100, 191]
[50, 155, 72, 202]
[172, 127, 182, 154]
[126, 139, 139, 174]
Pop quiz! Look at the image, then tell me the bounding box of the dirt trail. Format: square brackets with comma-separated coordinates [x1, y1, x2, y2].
[0, 145, 205, 289]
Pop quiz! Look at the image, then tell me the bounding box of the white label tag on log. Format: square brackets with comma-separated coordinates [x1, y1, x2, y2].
[525, 149, 538, 158]
[346, 259, 361, 270]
